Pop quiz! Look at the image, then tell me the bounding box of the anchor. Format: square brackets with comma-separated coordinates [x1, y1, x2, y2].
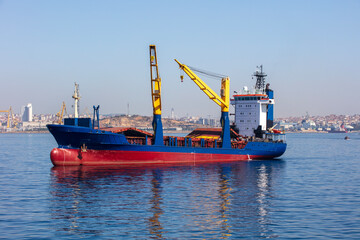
[81, 143, 87, 152]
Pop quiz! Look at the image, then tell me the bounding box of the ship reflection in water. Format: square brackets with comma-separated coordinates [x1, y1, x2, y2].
[49, 160, 285, 239]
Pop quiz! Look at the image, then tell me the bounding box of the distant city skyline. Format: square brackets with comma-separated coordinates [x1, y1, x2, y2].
[6, 102, 360, 120]
[0, 1, 359, 118]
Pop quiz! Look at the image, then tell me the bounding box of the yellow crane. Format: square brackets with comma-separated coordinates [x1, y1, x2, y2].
[0, 106, 14, 128]
[150, 45, 162, 115]
[174, 59, 231, 148]
[83, 107, 91, 118]
[8, 107, 18, 128]
[150, 45, 164, 145]
[174, 59, 229, 113]
[55, 102, 67, 124]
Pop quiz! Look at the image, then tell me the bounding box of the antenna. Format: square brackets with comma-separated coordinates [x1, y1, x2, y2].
[253, 65, 267, 93]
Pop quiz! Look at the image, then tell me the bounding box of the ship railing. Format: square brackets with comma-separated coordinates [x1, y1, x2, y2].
[126, 136, 149, 145]
[264, 132, 286, 143]
[125, 135, 250, 149]
[163, 136, 220, 148]
[161, 136, 247, 149]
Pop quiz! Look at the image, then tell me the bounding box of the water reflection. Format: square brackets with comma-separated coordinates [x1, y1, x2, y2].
[49, 161, 285, 238]
[229, 160, 285, 238]
[148, 170, 164, 239]
[50, 166, 150, 237]
[218, 166, 232, 238]
[257, 164, 271, 236]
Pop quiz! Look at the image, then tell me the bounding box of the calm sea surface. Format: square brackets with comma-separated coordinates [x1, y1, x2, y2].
[0, 133, 359, 239]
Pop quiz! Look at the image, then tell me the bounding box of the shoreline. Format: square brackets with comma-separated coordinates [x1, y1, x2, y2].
[1, 130, 358, 134]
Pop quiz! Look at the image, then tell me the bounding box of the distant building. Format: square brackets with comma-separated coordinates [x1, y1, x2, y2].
[171, 108, 175, 119]
[22, 103, 33, 122]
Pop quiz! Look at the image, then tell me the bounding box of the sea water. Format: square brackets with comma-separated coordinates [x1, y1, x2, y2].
[0, 133, 359, 239]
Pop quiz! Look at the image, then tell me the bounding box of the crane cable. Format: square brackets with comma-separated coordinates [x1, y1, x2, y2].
[187, 65, 227, 80]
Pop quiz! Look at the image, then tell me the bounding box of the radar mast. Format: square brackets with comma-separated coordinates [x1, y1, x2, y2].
[253, 65, 267, 93]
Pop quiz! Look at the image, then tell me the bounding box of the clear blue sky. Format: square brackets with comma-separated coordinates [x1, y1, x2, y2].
[0, 0, 359, 118]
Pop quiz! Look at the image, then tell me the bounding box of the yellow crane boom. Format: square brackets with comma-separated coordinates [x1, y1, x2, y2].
[174, 59, 231, 148]
[55, 102, 67, 124]
[149, 45, 164, 145]
[174, 59, 229, 112]
[150, 45, 162, 115]
[0, 106, 13, 128]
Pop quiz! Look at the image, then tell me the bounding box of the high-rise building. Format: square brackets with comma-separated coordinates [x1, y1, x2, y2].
[171, 108, 175, 119]
[22, 103, 33, 122]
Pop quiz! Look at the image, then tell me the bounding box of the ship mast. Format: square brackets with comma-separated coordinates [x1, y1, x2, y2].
[72, 83, 80, 118]
[253, 65, 267, 93]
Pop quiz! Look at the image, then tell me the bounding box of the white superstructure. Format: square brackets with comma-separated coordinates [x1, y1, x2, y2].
[231, 65, 275, 137]
[231, 93, 273, 136]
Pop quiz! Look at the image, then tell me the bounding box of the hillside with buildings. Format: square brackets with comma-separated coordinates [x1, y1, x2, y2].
[1, 103, 360, 133]
[0, 108, 218, 132]
[278, 114, 360, 132]
[99, 115, 213, 132]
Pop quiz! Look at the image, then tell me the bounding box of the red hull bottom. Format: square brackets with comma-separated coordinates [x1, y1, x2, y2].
[50, 148, 268, 166]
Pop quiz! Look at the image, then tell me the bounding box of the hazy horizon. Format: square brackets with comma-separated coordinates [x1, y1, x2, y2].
[1, 1, 359, 118]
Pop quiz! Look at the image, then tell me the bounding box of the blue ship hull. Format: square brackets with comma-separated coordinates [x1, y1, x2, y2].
[47, 124, 287, 166]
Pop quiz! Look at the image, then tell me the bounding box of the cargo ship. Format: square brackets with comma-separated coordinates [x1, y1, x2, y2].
[47, 45, 286, 166]
[328, 124, 347, 133]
